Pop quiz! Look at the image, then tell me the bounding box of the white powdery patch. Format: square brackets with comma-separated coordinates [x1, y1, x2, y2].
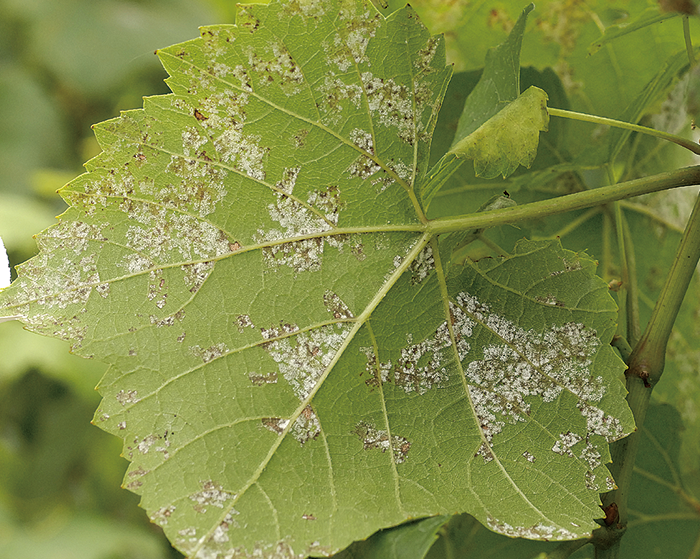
[259, 238, 325, 273]
[95, 282, 110, 298]
[146, 156, 228, 217]
[270, 42, 304, 93]
[487, 516, 578, 541]
[182, 261, 215, 294]
[307, 185, 344, 226]
[8, 228, 103, 330]
[552, 432, 583, 457]
[414, 35, 440, 73]
[254, 167, 332, 251]
[359, 347, 392, 387]
[189, 480, 235, 514]
[214, 125, 267, 181]
[276, 166, 301, 195]
[116, 389, 140, 406]
[455, 291, 624, 470]
[262, 323, 352, 401]
[361, 72, 416, 145]
[350, 129, 374, 154]
[579, 403, 623, 441]
[388, 159, 414, 182]
[257, 194, 330, 239]
[235, 314, 255, 333]
[181, 126, 209, 157]
[255, 176, 352, 273]
[395, 324, 453, 394]
[408, 244, 435, 284]
[323, 290, 353, 319]
[347, 154, 382, 180]
[189, 343, 229, 364]
[449, 300, 474, 361]
[199, 89, 250, 127]
[291, 405, 321, 445]
[122, 215, 229, 276]
[317, 76, 363, 124]
[353, 421, 411, 464]
[150, 505, 176, 526]
[579, 442, 602, 471]
[363, 320, 455, 394]
[261, 417, 290, 435]
[135, 433, 160, 454]
[40, 220, 106, 255]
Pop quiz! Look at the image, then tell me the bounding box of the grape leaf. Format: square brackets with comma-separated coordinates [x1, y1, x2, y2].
[451, 3, 532, 145]
[420, 4, 541, 208]
[0, 0, 634, 557]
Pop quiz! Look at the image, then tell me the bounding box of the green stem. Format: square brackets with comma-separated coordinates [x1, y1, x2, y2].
[611, 335, 633, 364]
[621, 215, 642, 346]
[549, 108, 700, 156]
[627, 190, 700, 387]
[422, 153, 464, 211]
[598, 190, 700, 556]
[429, 166, 700, 235]
[684, 15, 694, 68]
[613, 203, 629, 342]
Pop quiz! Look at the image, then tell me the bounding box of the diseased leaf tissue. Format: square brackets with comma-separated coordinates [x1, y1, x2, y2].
[0, 0, 634, 557]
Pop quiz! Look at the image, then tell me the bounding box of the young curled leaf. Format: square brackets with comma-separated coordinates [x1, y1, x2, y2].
[449, 86, 549, 179]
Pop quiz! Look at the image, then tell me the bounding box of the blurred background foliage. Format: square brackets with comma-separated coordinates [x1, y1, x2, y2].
[1, 0, 699, 557]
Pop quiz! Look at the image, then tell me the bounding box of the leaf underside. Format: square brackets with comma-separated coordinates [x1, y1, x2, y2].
[0, 0, 634, 557]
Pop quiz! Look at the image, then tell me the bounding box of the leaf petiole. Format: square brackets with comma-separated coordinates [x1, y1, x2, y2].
[428, 166, 700, 235]
[627, 189, 700, 387]
[549, 107, 700, 156]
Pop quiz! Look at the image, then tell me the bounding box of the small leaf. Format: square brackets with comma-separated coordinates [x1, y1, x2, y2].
[449, 86, 549, 179]
[451, 3, 534, 144]
[420, 3, 535, 208]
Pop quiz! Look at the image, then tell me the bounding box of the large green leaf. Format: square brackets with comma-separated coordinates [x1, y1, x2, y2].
[0, 0, 634, 556]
